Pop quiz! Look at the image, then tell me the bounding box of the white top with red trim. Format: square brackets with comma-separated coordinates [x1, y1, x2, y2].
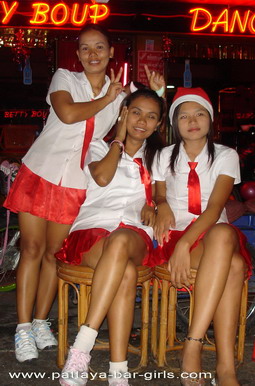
[152, 142, 240, 231]
[70, 139, 154, 239]
[22, 69, 125, 189]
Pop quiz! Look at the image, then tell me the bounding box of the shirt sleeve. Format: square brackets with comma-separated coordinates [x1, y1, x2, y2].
[151, 147, 170, 181]
[216, 148, 241, 184]
[46, 69, 72, 104]
[85, 139, 109, 166]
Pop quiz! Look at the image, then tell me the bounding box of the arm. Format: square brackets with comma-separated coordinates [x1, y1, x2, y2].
[141, 184, 156, 227]
[154, 180, 176, 245]
[168, 174, 235, 288]
[88, 107, 128, 187]
[50, 68, 123, 124]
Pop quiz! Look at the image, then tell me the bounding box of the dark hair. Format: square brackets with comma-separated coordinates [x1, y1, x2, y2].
[124, 89, 166, 174]
[169, 103, 215, 173]
[77, 24, 112, 48]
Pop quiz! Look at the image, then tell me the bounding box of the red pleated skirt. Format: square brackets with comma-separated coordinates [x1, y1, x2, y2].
[3, 164, 86, 224]
[55, 222, 154, 266]
[151, 223, 252, 278]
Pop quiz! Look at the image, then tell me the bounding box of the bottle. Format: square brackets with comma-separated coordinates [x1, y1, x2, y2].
[23, 57, 32, 85]
[183, 59, 192, 88]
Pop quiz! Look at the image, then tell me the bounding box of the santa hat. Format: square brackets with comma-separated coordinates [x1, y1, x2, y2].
[169, 87, 214, 124]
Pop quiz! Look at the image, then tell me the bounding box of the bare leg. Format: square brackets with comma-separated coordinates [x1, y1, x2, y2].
[34, 221, 71, 319]
[181, 224, 244, 382]
[213, 253, 245, 386]
[107, 260, 138, 362]
[16, 213, 47, 323]
[84, 229, 146, 330]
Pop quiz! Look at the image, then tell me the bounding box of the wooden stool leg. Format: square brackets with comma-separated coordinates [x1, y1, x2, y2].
[237, 280, 248, 363]
[58, 278, 68, 368]
[151, 278, 159, 358]
[139, 280, 150, 368]
[168, 285, 177, 347]
[158, 279, 169, 367]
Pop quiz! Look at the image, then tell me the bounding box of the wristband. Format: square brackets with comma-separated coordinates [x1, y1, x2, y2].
[110, 140, 125, 154]
[155, 86, 165, 97]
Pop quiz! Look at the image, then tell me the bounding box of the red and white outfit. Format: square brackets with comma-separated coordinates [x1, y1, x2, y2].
[4, 69, 125, 224]
[56, 139, 154, 266]
[151, 142, 252, 276]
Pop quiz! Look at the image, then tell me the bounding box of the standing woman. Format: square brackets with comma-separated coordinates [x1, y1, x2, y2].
[4, 24, 125, 363]
[153, 88, 252, 386]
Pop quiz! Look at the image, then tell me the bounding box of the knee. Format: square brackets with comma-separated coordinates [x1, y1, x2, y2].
[20, 239, 44, 261]
[205, 224, 237, 247]
[44, 244, 61, 264]
[104, 232, 130, 260]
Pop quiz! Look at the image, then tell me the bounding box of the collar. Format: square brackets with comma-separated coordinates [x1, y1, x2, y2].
[75, 72, 110, 98]
[180, 141, 208, 163]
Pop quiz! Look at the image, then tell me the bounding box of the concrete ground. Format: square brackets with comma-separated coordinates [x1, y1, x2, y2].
[0, 289, 255, 386]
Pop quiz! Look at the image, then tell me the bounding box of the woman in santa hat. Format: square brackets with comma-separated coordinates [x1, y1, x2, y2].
[153, 87, 252, 386]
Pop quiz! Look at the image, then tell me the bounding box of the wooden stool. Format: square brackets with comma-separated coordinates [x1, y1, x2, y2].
[57, 260, 152, 371]
[151, 264, 248, 367]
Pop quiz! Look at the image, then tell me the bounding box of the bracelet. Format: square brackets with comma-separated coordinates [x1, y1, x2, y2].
[155, 86, 165, 97]
[110, 140, 125, 154]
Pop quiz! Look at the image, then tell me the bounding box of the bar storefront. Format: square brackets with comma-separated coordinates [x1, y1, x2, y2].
[0, 0, 255, 163]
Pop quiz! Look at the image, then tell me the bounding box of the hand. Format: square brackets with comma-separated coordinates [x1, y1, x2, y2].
[144, 64, 165, 93]
[168, 241, 192, 288]
[115, 106, 128, 143]
[141, 204, 156, 227]
[153, 203, 175, 246]
[105, 68, 124, 102]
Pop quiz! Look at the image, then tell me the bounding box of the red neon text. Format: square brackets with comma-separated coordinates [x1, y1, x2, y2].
[190, 8, 255, 34]
[0, 1, 110, 26]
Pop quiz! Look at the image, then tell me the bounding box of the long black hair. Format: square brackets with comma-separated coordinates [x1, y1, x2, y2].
[124, 89, 166, 173]
[169, 103, 215, 173]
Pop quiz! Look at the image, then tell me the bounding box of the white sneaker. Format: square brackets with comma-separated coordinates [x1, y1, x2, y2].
[15, 329, 38, 362]
[60, 347, 91, 385]
[32, 319, 58, 350]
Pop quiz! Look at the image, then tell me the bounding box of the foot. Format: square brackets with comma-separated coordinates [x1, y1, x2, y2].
[15, 329, 38, 362]
[59, 347, 91, 386]
[180, 336, 205, 386]
[32, 319, 57, 350]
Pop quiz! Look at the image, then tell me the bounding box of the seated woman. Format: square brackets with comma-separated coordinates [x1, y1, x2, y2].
[56, 88, 166, 386]
[153, 87, 252, 386]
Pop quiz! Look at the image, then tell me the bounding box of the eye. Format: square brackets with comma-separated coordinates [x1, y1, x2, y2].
[148, 114, 157, 120]
[96, 44, 104, 50]
[179, 114, 187, 119]
[81, 46, 88, 51]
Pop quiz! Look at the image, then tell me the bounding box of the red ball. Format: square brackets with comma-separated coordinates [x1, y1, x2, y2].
[240, 181, 255, 201]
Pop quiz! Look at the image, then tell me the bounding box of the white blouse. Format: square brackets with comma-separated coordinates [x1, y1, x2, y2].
[152, 142, 241, 230]
[22, 69, 125, 189]
[70, 139, 154, 239]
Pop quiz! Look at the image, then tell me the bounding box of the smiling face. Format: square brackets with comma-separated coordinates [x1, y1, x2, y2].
[126, 96, 161, 143]
[177, 101, 210, 144]
[76, 29, 114, 75]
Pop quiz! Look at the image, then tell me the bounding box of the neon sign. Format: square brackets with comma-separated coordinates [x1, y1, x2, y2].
[0, 1, 110, 27]
[190, 8, 255, 34]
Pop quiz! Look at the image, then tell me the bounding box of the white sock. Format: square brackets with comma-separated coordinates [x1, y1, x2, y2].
[108, 360, 128, 383]
[73, 325, 98, 354]
[16, 322, 32, 333]
[32, 318, 46, 323]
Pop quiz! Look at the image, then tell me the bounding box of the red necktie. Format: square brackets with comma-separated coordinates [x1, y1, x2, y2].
[80, 116, 95, 170]
[134, 158, 153, 207]
[187, 162, 201, 215]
